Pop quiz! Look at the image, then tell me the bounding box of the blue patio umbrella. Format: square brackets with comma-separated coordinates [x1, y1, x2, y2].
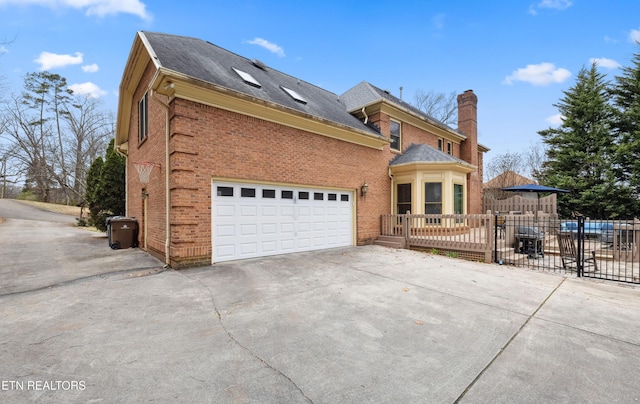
[501, 183, 569, 216]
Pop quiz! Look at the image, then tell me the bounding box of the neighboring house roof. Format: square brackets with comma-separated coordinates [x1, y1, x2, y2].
[389, 144, 475, 170]
[484, 170, 536, 189]
[140, 32, 382, 138]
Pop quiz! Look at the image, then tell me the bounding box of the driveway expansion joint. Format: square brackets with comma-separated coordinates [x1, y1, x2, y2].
[453, 277, 567, 403]
[180, 271, 315, 403]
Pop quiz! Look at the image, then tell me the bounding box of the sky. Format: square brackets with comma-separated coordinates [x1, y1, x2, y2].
[1, 0, 639, 175]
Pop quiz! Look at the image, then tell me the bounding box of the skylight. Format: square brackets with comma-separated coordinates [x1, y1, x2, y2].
[232, 67, 261, 88]
[281, 86, 307, 104]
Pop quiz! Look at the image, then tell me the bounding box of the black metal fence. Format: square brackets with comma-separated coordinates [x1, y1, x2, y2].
[494, 213, 640, 284]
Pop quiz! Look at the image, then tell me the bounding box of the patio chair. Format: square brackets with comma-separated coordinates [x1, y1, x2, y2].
[556, 232, 598, 272]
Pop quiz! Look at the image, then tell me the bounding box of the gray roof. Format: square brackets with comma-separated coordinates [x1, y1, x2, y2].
[340, 81, 464, 138]
[140, 32, 382, 137]
[389, 144, 471, 166]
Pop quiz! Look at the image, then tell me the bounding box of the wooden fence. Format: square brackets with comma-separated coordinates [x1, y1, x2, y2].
[484, 194, 557, 215]
[381, 214, 494, 262]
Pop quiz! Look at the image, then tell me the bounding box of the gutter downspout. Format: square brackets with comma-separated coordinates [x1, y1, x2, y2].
[152, 90, 172, 267]
[361, 107, 369, 125]
[388, 166, 394, 215]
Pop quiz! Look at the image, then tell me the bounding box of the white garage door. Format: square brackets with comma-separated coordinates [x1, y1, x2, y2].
[212, 182, 354, 262]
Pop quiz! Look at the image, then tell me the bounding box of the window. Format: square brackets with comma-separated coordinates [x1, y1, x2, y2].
[437, 138, 443, 151]
[314, 192, 324, 200]
[232, 67, 261, 88]
[341, 194, 350, 202]
[397, 184, 411, 214]
[241, 188, 256, 197]
[328, 193, 337, 201]
[299, 191, 309, 200]
[425, 183, 442, 214]
[281, 86, 307, 104]
[217, 186, 233, 197]
[447, 142, 452, 155]
[390, 120, 401, 151]
[263, 189, 276, 198]
[139, 92, 148, 142]
[454, 184, 464, 214]
[281, 190, 293, 199]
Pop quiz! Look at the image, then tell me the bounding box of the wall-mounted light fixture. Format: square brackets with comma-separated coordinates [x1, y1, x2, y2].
[360, 181, 369, 198]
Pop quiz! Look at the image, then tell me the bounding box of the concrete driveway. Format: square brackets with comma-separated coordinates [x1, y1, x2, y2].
[1, 200, 640, 403]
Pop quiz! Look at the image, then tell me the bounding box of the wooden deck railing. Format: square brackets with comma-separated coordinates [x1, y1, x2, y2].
[381, 214, 494, 262]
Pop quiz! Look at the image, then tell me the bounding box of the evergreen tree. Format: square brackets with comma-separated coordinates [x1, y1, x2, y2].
[85, 139, 125, 231]
[538, 63, 634, 218]
[611, 48, 640, 206]
[85, 156, 104, 227]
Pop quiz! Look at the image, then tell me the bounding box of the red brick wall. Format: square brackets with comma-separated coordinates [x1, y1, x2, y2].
[128, 90, 393, 267]
[125, 68, 484, 266]
[125, 62, 169, 262]
[457, 90, 482, 214]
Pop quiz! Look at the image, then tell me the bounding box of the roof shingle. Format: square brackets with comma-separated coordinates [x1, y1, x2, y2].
[141, 32, 382, 137]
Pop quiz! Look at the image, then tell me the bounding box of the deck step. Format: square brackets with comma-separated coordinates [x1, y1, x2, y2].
[374, 235, 406, 249]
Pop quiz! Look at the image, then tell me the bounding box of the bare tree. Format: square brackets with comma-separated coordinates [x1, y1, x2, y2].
[1, 94, 53, 200]
[64, 97, 113, 197]
[22, 72, 74, 202]
[484, 151, 528, 200]
[523, 142, 546, 182]
[0, 71, 114, 204]
[0, 143, 21, 198]
[413, 90, 458, 126]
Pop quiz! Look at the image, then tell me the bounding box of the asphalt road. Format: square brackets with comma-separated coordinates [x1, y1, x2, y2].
[0, 199, 163, 295]
[0, 199, 77, 223]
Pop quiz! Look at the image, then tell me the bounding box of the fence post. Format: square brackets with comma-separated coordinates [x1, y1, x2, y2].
[494, 213, 499, 263]
[577, 215, 584, 277]
[403, 214, 410, 245]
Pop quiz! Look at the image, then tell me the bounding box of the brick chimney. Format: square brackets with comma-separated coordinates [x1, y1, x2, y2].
[457, 90, 481, 214]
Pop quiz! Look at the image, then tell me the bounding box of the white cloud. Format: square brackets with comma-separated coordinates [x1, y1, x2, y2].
[82, 63, 99, 73]
[590, 57, 621, 69]
[246, 38, 285, 58]
[34, 51, 83, 70]
[0, 45, 8, 55]
[0, 0, 150, 20]
[630, 29, 640, 43]
[529, 0, 572, 15]
[546, 114, 565, 126]
[68, 82, 107, 98]
[503, 63, 571, 86]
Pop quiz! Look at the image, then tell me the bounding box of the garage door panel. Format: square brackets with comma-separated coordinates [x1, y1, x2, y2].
[262, 205, 277, 216]
[216, 205, 235, 217]
[240, 242, 257, 255]
[240, 205, 258, 216]
[213, 182, 353, 262]
[216, 244, 236, 259]
[261, 223, 278, 234]
[216, 224, 236, 237]
[261, 240, 277, 252]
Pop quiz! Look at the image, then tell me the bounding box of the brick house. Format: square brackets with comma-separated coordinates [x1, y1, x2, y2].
[115, 32, 489, 268]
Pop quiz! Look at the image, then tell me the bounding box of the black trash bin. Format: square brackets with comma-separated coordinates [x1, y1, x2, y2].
[106, 216, 139, 250]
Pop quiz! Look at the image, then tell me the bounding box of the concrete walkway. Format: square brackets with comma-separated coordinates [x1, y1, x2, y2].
[2, 224, 639, 403]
